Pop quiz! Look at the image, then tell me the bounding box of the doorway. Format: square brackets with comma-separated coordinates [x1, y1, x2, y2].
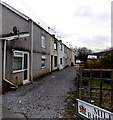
[23, 52, 29, 84]
[51, 55, 53, 71]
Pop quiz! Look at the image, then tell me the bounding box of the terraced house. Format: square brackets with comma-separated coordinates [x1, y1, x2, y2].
[57, 40, 64, 70]
[0, 1, 76, 93]
[0, 1, 32, 93]
[50, 35, 58, 71]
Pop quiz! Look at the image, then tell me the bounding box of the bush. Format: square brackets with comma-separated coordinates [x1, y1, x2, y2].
[85, 59, 101, 69]
[84, 50, 113, 69]
[100, 51, 113, 69]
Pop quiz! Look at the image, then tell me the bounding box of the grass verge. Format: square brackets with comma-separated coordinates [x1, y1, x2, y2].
[63, 89, 77, 118]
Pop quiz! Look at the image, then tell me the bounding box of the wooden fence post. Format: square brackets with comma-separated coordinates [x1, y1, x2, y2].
[79, 68, 83, 100]
[100, 70, 103, 107]
[111, 70, 113, 112]
[89, 69, 92, 103]
[76, 71, 80, 99]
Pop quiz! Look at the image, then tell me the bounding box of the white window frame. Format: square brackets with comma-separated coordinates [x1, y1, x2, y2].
[14, 51, 24, 57]
[41, 55, 46, 68]
[60, 43, 62, 50]
[13, 51, 24, 73]
[41, 35, 46, 48]
[54, 42, 57, 50]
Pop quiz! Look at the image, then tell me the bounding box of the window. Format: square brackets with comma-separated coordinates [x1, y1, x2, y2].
[54, 56, 57, 67]
[41, 35, 46, 48]
[41, 55, 46, 68]
[13, 57, 22, 71]
[60, 43, 62, 50]
[60, 58, 62, 65]
[54, 41, 57, 50]
[13, 51, 23, 72]
[64, 46, 67, 53]
[13, 51, 29, 74]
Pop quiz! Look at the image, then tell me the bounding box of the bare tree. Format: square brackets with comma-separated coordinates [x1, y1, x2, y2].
[74, 47, 93, 62]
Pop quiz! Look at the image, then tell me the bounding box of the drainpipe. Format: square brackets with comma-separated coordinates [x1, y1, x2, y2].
[3, 40, 18, 88]
[30, 20, 33, 81]
[3, 41, 6, 80]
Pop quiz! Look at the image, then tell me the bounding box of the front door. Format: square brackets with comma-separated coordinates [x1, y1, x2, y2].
[23, 52, 29, 84]
[51, 55, 53, 71]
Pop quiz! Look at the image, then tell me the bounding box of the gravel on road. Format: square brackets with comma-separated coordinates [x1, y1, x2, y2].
[3, 67, 77, 118]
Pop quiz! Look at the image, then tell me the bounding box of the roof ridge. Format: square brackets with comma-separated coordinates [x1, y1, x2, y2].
[0, 0, 29, 21]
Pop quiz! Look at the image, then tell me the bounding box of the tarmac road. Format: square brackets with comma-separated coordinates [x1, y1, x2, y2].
[3, 67, 77, 118]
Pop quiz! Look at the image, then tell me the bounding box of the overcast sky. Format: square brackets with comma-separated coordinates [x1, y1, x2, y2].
[2, 0, 112, 51]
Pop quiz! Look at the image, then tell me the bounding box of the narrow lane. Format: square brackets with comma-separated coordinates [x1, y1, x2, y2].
[3, 67, 77, 118]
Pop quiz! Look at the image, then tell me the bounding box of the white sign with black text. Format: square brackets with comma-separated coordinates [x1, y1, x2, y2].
[77, 99, 113, 120]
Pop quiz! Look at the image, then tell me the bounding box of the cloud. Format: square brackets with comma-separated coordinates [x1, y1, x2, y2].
[77, 35, 111, 50]
[91, 12, 110, 29]
[2, 0, 111, 51]
[74, 5, 93, 18]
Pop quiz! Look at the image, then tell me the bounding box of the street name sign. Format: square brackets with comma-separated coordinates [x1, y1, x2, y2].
[77, 99, 113, 120]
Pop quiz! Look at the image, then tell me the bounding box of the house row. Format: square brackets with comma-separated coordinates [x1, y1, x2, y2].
[0, 1, 76, 92]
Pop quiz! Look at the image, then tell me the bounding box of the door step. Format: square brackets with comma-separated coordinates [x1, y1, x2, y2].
[23, 81, 32, 85]
[10, 86, 18, 89]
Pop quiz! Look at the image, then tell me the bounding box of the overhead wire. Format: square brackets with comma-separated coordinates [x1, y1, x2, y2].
[19, 0, 49, 31]
[18, 0, 63, 39]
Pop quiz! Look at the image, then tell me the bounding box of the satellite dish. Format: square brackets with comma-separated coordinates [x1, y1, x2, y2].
[13, 26, 18, 35]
